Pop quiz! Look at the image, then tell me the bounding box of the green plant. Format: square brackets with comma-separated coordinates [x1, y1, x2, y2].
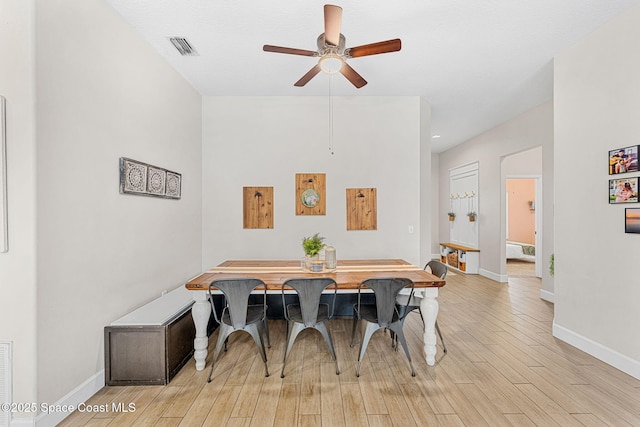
[447, 212, 456, 219]
[302, 233, 326, 257]
[467, 211, 477, 218]
[549, 253, 554, 277]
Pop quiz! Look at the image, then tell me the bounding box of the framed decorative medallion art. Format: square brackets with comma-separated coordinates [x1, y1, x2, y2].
[296, 173, 326, 215]
[119, 157, 181, 199]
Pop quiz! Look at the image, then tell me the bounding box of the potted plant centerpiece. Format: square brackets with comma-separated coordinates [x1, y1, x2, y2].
[302, 233, 326, 272]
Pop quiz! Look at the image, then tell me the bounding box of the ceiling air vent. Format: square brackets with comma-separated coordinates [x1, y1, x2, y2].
[169, 37, 199, 56]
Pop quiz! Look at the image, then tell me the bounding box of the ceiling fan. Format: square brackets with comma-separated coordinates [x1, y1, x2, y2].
[263, 4, 401, 89]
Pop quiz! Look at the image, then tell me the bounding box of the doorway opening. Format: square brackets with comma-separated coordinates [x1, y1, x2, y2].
[506, 177, 541, 278]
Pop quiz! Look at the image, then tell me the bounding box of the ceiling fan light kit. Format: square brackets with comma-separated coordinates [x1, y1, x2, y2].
[263, 4, 401, 88]
[319, 54, 344, 74]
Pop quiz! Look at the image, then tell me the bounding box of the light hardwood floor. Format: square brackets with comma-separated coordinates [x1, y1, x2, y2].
[506, 259, 536, 277]
[60, 273, 640, 426]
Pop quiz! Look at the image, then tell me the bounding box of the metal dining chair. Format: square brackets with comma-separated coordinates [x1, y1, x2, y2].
[394, 260, 448, 353]
[280, 277, 339, 378]
[350, 277, 416, 377]
[207, 278, 270, 382]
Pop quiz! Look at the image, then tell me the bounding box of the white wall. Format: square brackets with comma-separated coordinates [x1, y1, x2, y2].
[35, 0, 203, 411]
[438, 101, 554, 287]
[430, 154, 440, 258]
[554, 3, 640, 377]
[202, 96, 430, 268]
[419, 97, 433, 267]
[503, 146, 542, 176]
[0, 0, 38, 413]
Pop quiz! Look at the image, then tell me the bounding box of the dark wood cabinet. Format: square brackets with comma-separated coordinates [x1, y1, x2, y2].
[104, 302, 195, 386]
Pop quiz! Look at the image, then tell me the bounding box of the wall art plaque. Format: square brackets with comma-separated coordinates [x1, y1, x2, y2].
[119, 157, 181, 199]
[296, 173, 326, 215]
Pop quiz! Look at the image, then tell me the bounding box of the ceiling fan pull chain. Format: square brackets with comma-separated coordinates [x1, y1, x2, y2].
[329, 74, 335, 155]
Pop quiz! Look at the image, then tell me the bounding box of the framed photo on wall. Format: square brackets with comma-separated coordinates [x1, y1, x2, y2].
[625, 208, 640, 234]
[609, 145, 639, 175]
[609, 177, 639, 204]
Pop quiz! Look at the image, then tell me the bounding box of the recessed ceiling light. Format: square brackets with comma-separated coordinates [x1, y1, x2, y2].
[432, 135, 441, 139]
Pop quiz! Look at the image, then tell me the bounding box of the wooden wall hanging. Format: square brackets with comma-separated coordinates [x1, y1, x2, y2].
[346, 188, 377, 230]
[295, 173, 326, 215]
[243, 186, 274, 229]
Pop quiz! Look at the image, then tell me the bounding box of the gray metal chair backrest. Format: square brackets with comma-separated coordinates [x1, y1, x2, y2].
[282, 278, 337, 326]
[360, 278, 414, 327]
[209, 278, 266, 330]
[426, 260, 447, 280]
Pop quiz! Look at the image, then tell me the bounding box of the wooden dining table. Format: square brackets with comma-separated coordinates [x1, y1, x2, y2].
[185, 259, 446, 369]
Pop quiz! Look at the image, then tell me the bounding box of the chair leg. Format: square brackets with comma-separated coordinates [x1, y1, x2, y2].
[356, 322, 380, 377]
[435, 320, 447, 354]
[316, 322, 339, 375]
[247, 325, 269, 377]
[350, 314, 359, 348]
[208, 324, 232, 383]
[258, 318, 271, 349]
[281, 322, 304, 378]
[389, 323, 415, 377]
[419, 307, 447, 354]
[263, 318, 271, 348]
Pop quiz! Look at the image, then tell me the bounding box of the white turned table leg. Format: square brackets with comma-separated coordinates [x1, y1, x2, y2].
[420, 288, 439, 366]
[192, 293, 211, 371]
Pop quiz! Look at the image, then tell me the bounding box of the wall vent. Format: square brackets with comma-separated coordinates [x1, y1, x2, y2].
[169, 37, 199, 56]
[0, 342, 11, 427]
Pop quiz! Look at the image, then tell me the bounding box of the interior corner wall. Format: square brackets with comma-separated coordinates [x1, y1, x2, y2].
[554, 3, 640, 376]
[202, 96, 423, 268]
[438, 101, 553, 281]
[430, 153, 441, 258]
[420, 97, 433, 267]
[35, 0, 203, 409]
[0, 0, 38, 414]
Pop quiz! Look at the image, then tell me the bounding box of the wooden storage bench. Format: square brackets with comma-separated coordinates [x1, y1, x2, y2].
[104, 287, 195, 386]
[440, 243, 480, 274]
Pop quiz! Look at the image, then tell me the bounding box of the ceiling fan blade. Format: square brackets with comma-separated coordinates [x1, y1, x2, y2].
[324, 4, 343, 46]
[346, 39, 402, 58]
[263, 45, 318, 57]
[339, 63, 367, 88]
[294, 64, 322, 87]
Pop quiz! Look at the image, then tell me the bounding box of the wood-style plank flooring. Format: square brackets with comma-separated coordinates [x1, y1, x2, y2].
[59, 273, 640, 426]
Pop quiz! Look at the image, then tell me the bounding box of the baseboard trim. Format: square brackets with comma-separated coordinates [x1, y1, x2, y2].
[539, 289, 554, 303]
[553, 322, 640, 380]
[10, 417, 35, 427]
[479, 269, 508, 283]
[32, 370, 104, 427]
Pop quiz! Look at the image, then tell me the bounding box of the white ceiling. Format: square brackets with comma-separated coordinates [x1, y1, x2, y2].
[106, 0, 640, 152]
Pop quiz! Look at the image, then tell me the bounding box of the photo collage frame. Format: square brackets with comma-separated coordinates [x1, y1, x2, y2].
[608, 146, 640, 233]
